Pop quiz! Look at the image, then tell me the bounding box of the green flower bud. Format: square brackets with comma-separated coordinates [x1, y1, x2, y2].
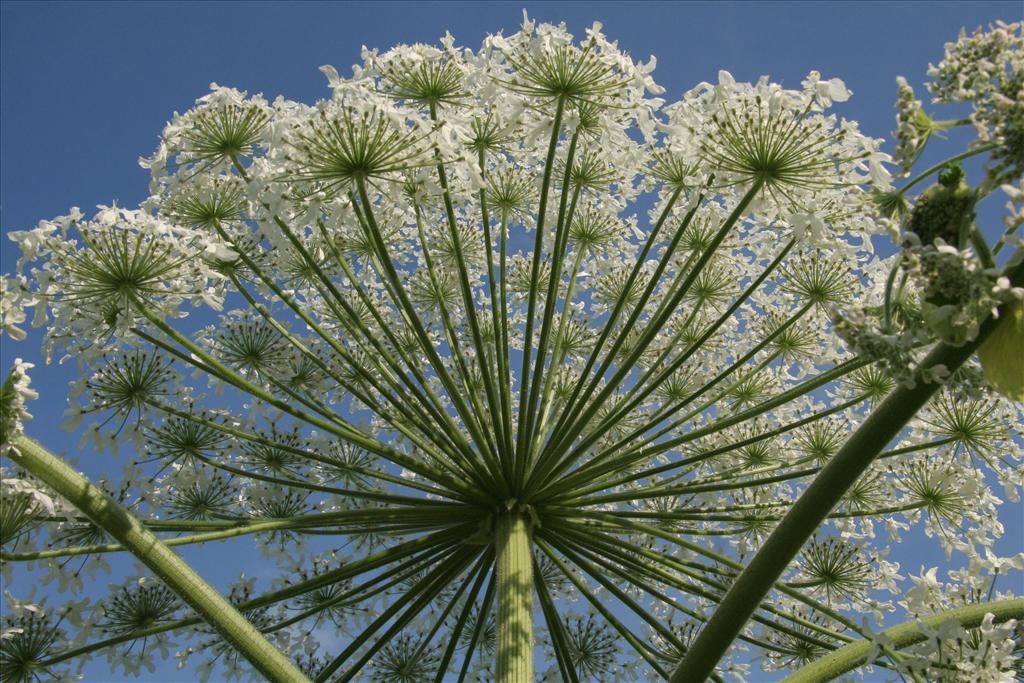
[906, 165, 977, 248]
[977, 299, 1024, 401]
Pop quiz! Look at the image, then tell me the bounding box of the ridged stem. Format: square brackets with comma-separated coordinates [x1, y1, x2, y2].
[5, 435, 310, 683]
[495, 511, 534, 682]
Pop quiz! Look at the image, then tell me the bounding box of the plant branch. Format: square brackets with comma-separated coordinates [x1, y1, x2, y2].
[5, 435, 310, 683]
[670, 262, 1024, 682]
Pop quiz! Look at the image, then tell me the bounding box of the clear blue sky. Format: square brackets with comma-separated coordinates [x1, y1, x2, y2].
[2, 2, 1021, 681]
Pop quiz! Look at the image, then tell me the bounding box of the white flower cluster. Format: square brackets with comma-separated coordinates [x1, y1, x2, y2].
[5, 206, 230, 362]
[896, 564, 1023, 681]
[906, 238, 1023, 346]
[892, 76, 933, 174]
[0, 276, 36, 342]
[0, 14, 1020, 683]
[928, 21, 1024, 184]
[664, 68, 891, 248]
[0, 359, 38, 454]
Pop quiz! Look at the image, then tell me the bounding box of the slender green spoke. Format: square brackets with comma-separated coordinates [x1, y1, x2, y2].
[552, 529, 833, 659]
[474, 148, 515, 466]
[558, 395, 866, 504]
[896, 143, 998, 196]
[142, 397, 471, 501]
[548, 518, 853, 648]
[557, 299, 813, 481]
[537, 182, 686, 458]
[497, 209, 515, 463]
[432, 550, 494, 682]
[411, 203, 498, 451]
[263, 539, 469, 636]
[132, 298, 485, 500]
[136, 324, 477, 499]
[427, 102, 508, 480]
[410, 203, 506, 482]
[310, 214, 481, 464]
[560, 514, 865, 640]
[319, 545, 481, 683]
[226, 269, 466, 470]
[406, 550, 492, 672]
[534, 535, 669, 678]
[533, 555, 580, 683]
[533, 184, 692, 475]
[1, 509, 467, 561]
[546, 356, 870, 500]
[614, 237, 798, 419]
[521, 129, 581, 475]
[353, 177, 508, 492]
[533, 246, 587, 442]
[548, 533, 688, 652]
[457, 571, 497, 683]
[246, 178, 448, 422]
[532, 180, 763, 495]
[515, 94, 568, 469]
[212, 217, 459, 452]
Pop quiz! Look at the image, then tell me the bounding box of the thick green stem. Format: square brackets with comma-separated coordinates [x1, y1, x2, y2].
[670, 266, 1024, 683]
[5, 435, 310, 683]
[495, 511, 534, 682]
[783, 598, 1024, 682]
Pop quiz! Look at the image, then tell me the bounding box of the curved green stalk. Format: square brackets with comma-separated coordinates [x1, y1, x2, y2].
[5, 435, 310, 683]
[670, 262, 1024, 683]
[897, 143, 998, 196]
[783, 598, 1024, 682]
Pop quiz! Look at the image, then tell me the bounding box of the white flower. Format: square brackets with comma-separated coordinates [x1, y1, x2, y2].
[1, 359, 37, 453]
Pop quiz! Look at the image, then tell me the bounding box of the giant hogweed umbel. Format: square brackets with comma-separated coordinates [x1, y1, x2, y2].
[2, 17, 1023, 683]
